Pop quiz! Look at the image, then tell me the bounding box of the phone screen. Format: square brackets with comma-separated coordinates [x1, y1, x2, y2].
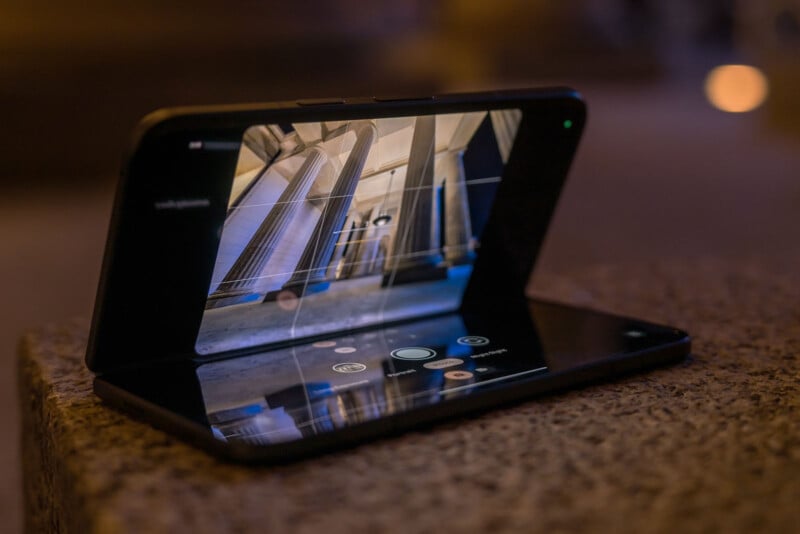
[195, 110, 522, 355]
[198, 310, 545, 446]
[192, 299, 684, 448]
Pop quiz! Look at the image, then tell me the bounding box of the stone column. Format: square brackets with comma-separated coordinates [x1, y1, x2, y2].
[277, 122, 377, 296]
[490, 109, 522, 163]
[207, 147, 328, 308]
[339, 219, 369, 280]
[243, 124, 283, 163]
[442, 150, 475, 265]
[383, 115, 446, 286]
[374, 234, 390, 274]
[347, 207, 384, 279]
[326, 210, 359, 280]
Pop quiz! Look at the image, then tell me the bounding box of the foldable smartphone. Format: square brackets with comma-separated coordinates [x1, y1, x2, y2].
[86, 89, 690, 462]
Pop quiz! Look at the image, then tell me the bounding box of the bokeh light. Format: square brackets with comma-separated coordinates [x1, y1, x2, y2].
[704, 65, 769, 113]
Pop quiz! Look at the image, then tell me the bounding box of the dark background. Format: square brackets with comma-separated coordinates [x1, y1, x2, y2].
[3, 2, 799, 531]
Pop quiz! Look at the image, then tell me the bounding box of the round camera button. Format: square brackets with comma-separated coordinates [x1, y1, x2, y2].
[390, 347, 437, 361]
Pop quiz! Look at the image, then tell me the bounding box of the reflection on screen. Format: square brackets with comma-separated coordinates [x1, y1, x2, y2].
[195, 110, 522, 355]
[197, 313, 547, 446]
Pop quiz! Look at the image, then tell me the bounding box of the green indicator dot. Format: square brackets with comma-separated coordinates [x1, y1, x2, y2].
[563, 119, 573, 129]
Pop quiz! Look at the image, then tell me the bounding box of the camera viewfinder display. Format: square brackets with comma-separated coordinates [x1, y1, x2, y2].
[196, 110, 522, 355]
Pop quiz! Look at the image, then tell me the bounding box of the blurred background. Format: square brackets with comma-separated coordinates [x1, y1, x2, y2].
[2, 1, 799, 531]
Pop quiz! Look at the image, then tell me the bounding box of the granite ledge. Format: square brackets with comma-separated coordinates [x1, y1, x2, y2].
[18, 258, 800, 534]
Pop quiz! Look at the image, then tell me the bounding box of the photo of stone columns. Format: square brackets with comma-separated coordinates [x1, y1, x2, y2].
[197, 109, 522, 354]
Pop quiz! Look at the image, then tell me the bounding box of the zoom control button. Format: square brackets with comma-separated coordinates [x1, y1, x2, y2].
[444, 370, 474, 380]
[423, 358, 464, 370]
[332, 362, 367, 373]
[457, 336, 489, 346]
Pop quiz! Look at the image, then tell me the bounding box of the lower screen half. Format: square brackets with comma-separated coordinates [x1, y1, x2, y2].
[195, 109, 522, 355]
[197, 310, 547, 446]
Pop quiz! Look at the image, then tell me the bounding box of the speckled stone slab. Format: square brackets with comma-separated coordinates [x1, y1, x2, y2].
[19, 259, 800, 533]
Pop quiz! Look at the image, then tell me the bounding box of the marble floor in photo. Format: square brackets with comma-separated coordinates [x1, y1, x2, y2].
[197, 266, 470, 354]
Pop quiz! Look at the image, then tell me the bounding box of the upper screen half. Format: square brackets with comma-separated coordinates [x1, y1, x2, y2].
[196, 110, 523, 355]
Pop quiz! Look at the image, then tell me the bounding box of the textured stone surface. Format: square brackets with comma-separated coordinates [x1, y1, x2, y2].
[19, 259, 800, 533]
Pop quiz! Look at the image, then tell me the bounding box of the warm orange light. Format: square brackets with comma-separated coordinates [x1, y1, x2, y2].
[704, 65, 769, 113]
